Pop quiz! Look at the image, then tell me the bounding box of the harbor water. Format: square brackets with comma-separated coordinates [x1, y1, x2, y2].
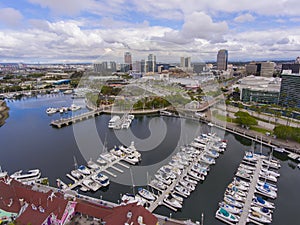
[0, 94, 299, 225]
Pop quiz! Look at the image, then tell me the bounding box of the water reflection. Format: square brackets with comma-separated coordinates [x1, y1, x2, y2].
[0, 101, 9, 127]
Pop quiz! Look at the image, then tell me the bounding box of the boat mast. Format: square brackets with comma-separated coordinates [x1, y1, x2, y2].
[73, 156, 78, 169]
[130, 167, 135, 195]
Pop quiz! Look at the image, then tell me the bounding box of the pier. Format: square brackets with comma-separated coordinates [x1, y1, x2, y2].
[237, 158, 263, 225]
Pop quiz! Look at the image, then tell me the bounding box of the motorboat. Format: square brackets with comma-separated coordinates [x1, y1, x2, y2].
[257, 181, 277, 192]
[259, 171, 277, 182]
[150, 179, 167, 190]
[261, 168, 280, 177]
[169, 160, 184, 170]
[256, 185, 277, 199]
[226, 187, 247, 198]
[215, 207, 239, 223]
[233, 177, 250, 187]
[108, 115, 120, 128]
[46, 107, 58, 114]
[0, 166, 7, 179]
[239, 163, 256, 171]
[10, 169, 41, 183]
[225, 193, 245, 202]
[200, 155, 215, 165]
[70, 104, 81, 111]
[228, 183, 248, 192]
[121, 121, 131, 129]
[191, 165, 208, 176]
[63, 90, 73, 94]
[252, 196, 275, 209]
[96, 157, 107, 165]
[164, 196, 182, 209]
[205, 149, 219, 158]
[273, 147, 285, 153]
[237, 167, 253, 175]
[171, 193, 184, 203]
[179, 180, 195, 192]
[219, 202, 242, 215]
[224, 196, 243, 208]
[262, 159, 280, 169]
[82, 179, 101, 192]
[121, 193, 147, 206]
[87, 160, 100, 170]
[183, 176, 198, 185]
[124, 154, 139, 165]
[154, 173, 172, 185]
[251, 206, 273, 219]
[158, 167, 176, 180]
[248, 211, 271, 224]
[138, 188, 156, 201]
[92, 173, 110, 187]
[236, 170, 252, 180]
[77, 165, 91, 175]
[188, 170, 205, 181]
[110, 147, 124, 157]
[175, 185, 190, 197]
[71, 170, 83, 179]
[100, 152, 118, 162]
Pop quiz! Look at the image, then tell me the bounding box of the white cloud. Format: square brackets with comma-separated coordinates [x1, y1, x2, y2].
[0, 8, 23, 27]
[234, 13, 255, 23]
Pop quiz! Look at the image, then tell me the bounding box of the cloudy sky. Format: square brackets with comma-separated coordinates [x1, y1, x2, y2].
[0, 0, 300, 63]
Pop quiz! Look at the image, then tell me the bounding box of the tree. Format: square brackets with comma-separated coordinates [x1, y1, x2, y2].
[235, 111, 258, 127]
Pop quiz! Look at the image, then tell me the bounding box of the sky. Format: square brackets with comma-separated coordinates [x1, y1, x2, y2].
[0, 0, 300, 63]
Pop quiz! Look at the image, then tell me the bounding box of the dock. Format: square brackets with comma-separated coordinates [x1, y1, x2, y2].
[50, 110, 103, 128]
[237, 158, 263, 225]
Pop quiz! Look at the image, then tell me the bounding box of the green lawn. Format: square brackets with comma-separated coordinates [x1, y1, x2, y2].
[250, 126, 272, 134]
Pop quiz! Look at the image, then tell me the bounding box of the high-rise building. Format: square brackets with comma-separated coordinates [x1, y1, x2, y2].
[180, 57, 191, 68]
[245, 61, 275, 77]
[132, 61, 141, 72]
[93, 61, 117, 74]
[147, 54, 156, 73]
[217, 49, 228, 71]
[124, 52, 132, 65]
[279, 73, 300, 108]
[180, 57, 185, 68]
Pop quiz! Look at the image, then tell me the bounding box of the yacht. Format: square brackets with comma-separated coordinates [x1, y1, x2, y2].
[63, 90, 73, 95]
[96, 157, 107, 166]
[233, 177, 250, 187]
[87, 160, 100, 170]
[261, 168, 280, 178]
[256, 185, 277, 199]
[0, 166, 7, 178]
[138, 188, 156, 201]
[224, 193, 245, 203]
[171, 193, 184, 203]
[259, 171, 277, 182]
[219, 202, 242, 215]
[257, 181, 277, 192]
[10, 169, 41, 183]
[248, 211, 271, 224]
[71, 170, 83, 179]
[252, 196, 275, 209]
[273, 147, 285, 153]
[169, 160, 184, 170]
[70, 104, 81, 111]
[124, 154, 139, 165]
[238, 167, 253, 175]
[205, 149, 219, 158]
[183, 176, 198, 185]
[163, 196, 182, 209]
[154, 173, 172, 185]
[108, 115, 120, 128]
[46, 107, 58, 114]
[100, 152, 118, 162]
[191, 165, 207, 176]
[228, 183, 248, 192]
[262, 159, 280, 169]
[121, 193, 147, 206]
[236, 170, 252, 180]
[179, 180, 195, 192]
[150, 179, 167, 190]
[175, 185, 190, 197]
[215, 208, 239, 223]
[226, 187, 247, 198]
[82, 178, 101, 192]
[224, 196, 243, 208]
[243, 151, 258, 162]
[77, 165, 91, 175]
[239, 163, 256, 171]
[251, 206, 273, 219]
[110, 147, 124, 157]
[200, 155, 215, 165]
[92, 172, 110, 187]
[188, 170, 205, 181]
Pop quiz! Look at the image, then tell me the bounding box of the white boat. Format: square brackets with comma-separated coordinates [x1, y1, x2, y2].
[251, 206, 273, 219]
[238, 167, 253, 175]
[261, 168, 280, 177]
[164, 196, 182, 209]
[150, 179, 167, 190]
[273, 147, 285, 153]
[108, 115, 120, 128]
[208, 122, 214, 127]
[224, 196, 243, 208]
[0, 166, 7, 179]
[252, 196, 275, 209]
[82, 179, 101, 192]
[154, 173, 172, 185]
[259, 171, 277, 182]
[215, 208, 239, 223]
[175, 185, 190, 197]
[46, 107, 57, 114]
[239, 163, 256, 171]
[179, 180, 195, 191]
[262, 159, 280, 169]
[87, 160, 100, 170]
[100, 152, 118, 162]
[233, 177, 250, 187]
[96, 157, 107, 165]
[205, 149, 219, 158]
[169, 160, 184, 170]
[10, 169, 41, 183]
[92, 172, 110, 187]
[110, 147, 124, 157]
[121, 193, 147, 206]
[228, 183, 248, 192]
[183, 176, 198, 185]
[219, 202, 242, 215]
[171, 193, 184, 202]
[191, 166, 208, 176]
[70, 104, 81, 111]
[188, 170, 205, 181]
[256, 185, 277, 199]
[236, 170, 252, 180]
[71, 170, 83, 179]
[225, 193, 245, 202]
[63, 90, 73, 94]
[138, 188, 156, 201]
[125, 154, 139, 164]
[257, 181, 277, 192]
[244, 151, 258, 162]
[226, 188, 247, 198]
[200, 155, 215, 165]
[121, 121, 131, 129]
[77, 165, 91, 175]
[248, 211, 271, 224]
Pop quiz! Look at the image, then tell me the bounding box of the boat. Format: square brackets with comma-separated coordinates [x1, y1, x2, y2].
[171, 193, 184, 203]
[208, 122, 214, 127]
[96, 157, 107, 165]
[77, 165, 91, 175]
[273, 146, 285, 153]
[92, 172, 110, 187]
[121, 193, 147, 206]
[188, 170, 205, 181]
[108, 115, 120, 128]
[169, 160, 184, 170]
[164, 196, 182, 209]
[256, 185, 277, 199]
[257, 181, 277, 192]
[110, 147, 125, 157]
[124, 154, 139, 165]
[236, 170, 252, 180]
[238, 167, 253, 175]
[200, 155, 215, 165]
[252, 196, 275, 209]
[262, 159, 281, 169]
[244, 151, 258, 162]
[175, 185, 190, 197]
[82, 178, 101, 192]
[259, 171, 277, 182]
[183, 176, 198, 185]
[87, 160, 100, 170]
[70, 104, 81, 111]
[261, 168, 280, 177]
[179, 180, 195, 191]
[191, 165, 208, 176]
[100, 152, 118, 162]
[239, 163, 256, 171]
[10, 169, 41, 183]
[226, 187, 247, 198]
[63, 90, 73, 94]
[224, 196, 243, 208]
[71, 170, 83, 179]
[46, 107, 58, 114]
[138, 188, 156, 201]
[0, 166, 8, 178]
[251, 206, 273, 219]
[225, 193, 245, 202]
[233, 177, 250, 187]
[219, 202, 242, 215]
[154, 173, 172, 185]
[228, 183, 248, 192]
[80, 186, 89, 192]
[205, 149, 219, 158]
[215, 207, 239, 223]
[248, 211, 271, 224]
[150, 179, 167, 190]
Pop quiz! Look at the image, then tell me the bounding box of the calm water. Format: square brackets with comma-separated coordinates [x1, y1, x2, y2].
[0, 95, 299, 225]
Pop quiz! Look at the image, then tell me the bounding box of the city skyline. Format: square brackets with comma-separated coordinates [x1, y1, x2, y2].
[1, 1, 300, 63]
